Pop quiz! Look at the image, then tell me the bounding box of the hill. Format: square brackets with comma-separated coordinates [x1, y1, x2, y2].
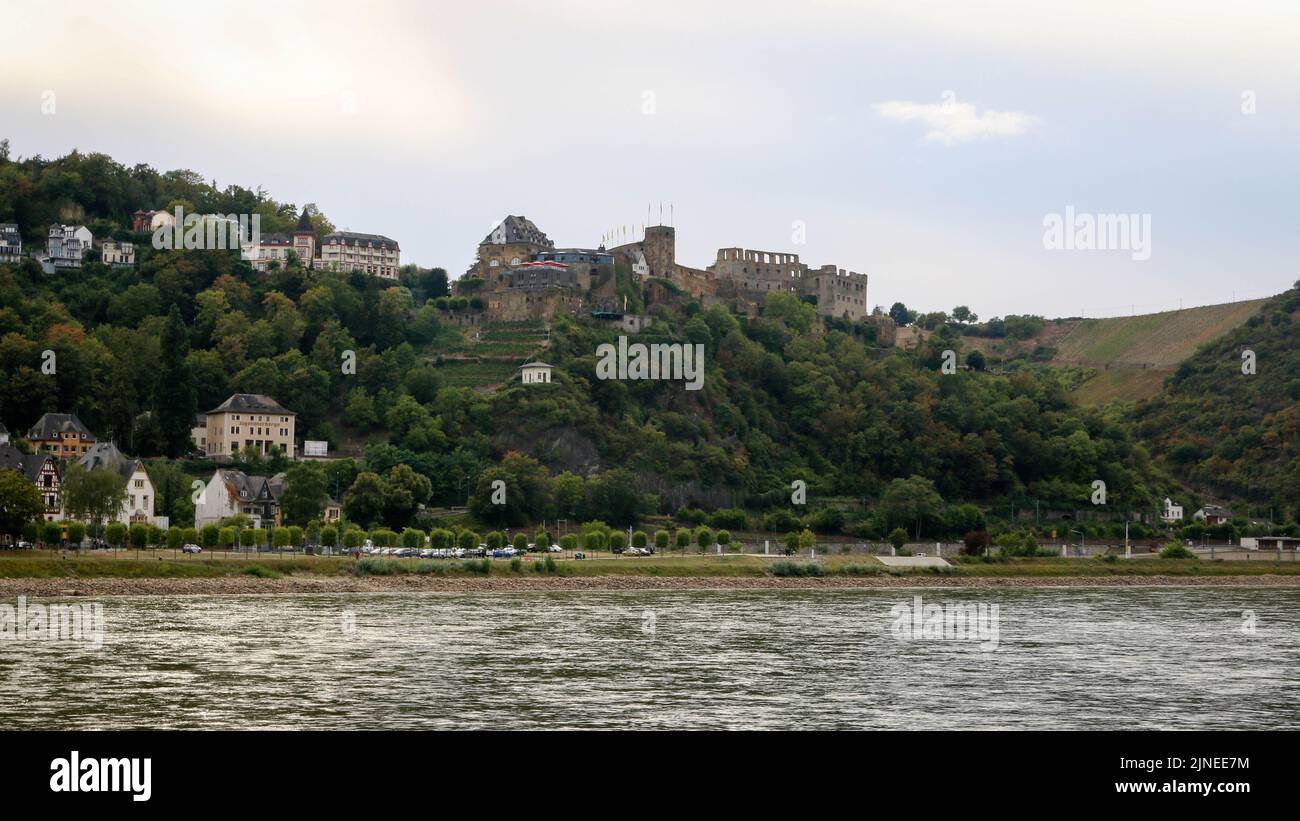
[1131, 285, 1300, 511]
[953, 300, 1269, 405]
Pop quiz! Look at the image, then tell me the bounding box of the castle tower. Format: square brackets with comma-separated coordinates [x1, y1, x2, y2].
[641, 225, 676, 278]
[292, 207, 316, 267]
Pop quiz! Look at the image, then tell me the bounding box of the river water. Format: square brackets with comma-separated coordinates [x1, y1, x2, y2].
[1, 587, 1297, 729]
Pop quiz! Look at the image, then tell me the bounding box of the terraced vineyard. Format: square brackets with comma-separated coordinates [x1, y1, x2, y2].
[434, 359, 520, 389]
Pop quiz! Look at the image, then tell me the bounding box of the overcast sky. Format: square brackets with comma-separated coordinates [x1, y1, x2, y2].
[4, 0, 1298, 318]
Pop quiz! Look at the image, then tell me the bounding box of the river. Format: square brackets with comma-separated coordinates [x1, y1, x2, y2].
[1, 587, 1297, 729]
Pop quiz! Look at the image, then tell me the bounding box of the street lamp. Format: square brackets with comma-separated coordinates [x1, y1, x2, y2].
[1069, 529, 1084, 558]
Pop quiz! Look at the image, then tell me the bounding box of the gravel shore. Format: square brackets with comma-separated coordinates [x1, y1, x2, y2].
[2, 573, 1299, 598]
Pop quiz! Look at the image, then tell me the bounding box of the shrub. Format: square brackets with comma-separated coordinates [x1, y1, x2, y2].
[887, 528, 908, 550]
[1160, 543, 1197, 559]
[963, 530, 991, 556]
[241, 563, 282, 579]
[770, 561, 826, 578]
[841, 563, 878, 576]
[509, 557, 523, 572]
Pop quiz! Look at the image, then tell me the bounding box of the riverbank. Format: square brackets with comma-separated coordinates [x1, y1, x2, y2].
[3, 572, 1300, 597]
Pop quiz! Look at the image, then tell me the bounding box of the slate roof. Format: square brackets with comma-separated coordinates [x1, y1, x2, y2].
[218, 469, 283, 502]
[27, 412, 95, 441]
[77, 441, 143, 482]
[0, 443, 57, 483]
[482, 216, 552, 248]
[207, 394, 295, 415]
[323, 231, 400, 250]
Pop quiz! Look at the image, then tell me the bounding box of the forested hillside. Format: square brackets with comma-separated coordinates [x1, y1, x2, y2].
[1132, 284, 1300, 515]
[2, 144, 1291, 537]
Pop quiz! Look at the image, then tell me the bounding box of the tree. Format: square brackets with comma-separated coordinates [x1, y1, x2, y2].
[695, 526, 715, 553]
[105, 522, 127, 550]
[889, 302, 912, 327]
[273, 527, 291, 549]
[716, 529, 731, 548]
[966, 349, 986, 371]
[201, 524, 219, 548]
[888, 527, 909, 550]
[167, 527, 184, 550]
[674, 528, 691, 551]
[320, 525, 339, 549]
[41, 520, 62, 547]
[343, 472, 386, 528]
[0, 470, 44, 539]
[632, 530, 648, 550]
[951, 306, 977, 324]
[534, 529, 551, 550]
[59, 462, 127, 538]
[280, 462, 328, 525]
[512, 532, 528, 551]
[382, 464, 432, 529]
[403, 527, 424, 549]
[457, 530, 479, 551]
[880, 476, 945, 539]
[655, 530, 669, 551]
[66, 521, 86, 545]
[156, 305, 197, 457]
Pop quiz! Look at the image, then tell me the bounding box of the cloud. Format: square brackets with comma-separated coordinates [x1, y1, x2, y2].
[874, 97, 1038, 145]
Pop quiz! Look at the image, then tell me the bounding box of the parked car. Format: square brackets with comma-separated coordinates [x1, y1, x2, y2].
[575, 551, 586, 560]
[181, 543, 202, 554]
[547, 545, 563, 553]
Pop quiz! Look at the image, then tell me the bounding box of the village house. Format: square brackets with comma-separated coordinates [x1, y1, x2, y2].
[1160, 497, 1184, 523]
[519, 361, 553, 385]
[99, 239, 136, 267]
[318, 230, 401, 279]
[27, 412, 97, 458]
[0, 443, 61, 522]
[197, 394, 297, 460]
[194, 468, 285, 531]
[240, 208, 316, 273]
[132, 209, 176, 233]
[45, 224, 93, 267]
[0, 223, 22, 261]
[76, 441, 162, 527]
[1193, 505, 1233, 525]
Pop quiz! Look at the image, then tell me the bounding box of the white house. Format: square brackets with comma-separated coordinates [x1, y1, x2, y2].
[1193, 505, 1232, 525]
[1160, 498, 1184, 523]
[76, 442, 160, 526]
[520, 361, 553, 385]
[46, 224, 93, 267]
[194, 469, 284, 530]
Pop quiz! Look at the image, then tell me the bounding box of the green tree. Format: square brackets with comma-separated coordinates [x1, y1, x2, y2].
[105, 522, 127, 550]
[41, 520, 62, 547]
[280, 461, 328, 525]
[0, 470, 44, 538]
[888, 527, 909, 550]
[695, 526, 715, 553]
[59, 462, 127, 539]
[654, 530, 669, 550]
[156, 305, 198, 457]
[343, 472, 386, 527]
[881, 476, 945, 539]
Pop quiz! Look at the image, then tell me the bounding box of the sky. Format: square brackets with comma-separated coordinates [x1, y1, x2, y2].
[3, 0, 1298, 319]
